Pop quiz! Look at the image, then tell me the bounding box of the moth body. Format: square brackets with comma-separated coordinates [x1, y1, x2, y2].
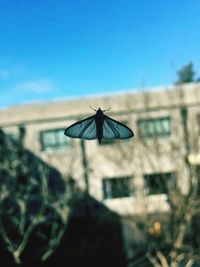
[95, 108, 104, 144]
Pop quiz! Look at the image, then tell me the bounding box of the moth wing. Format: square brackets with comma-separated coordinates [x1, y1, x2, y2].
[64, 115, 97, 140]
[103, 115, 134, 139]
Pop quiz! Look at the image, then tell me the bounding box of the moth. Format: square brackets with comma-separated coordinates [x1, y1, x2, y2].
[64, 107, 134, 144]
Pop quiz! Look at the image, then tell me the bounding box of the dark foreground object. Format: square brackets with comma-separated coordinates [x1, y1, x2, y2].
[0, 130, 126, 267]
[47, 194, 126, 267]
[0, 194, 126, 267]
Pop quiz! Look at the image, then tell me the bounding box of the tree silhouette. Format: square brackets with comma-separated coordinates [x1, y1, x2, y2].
[175, 62, 195, 84]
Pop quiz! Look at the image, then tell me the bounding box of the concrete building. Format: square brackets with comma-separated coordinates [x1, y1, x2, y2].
[1, 83, 200, 216]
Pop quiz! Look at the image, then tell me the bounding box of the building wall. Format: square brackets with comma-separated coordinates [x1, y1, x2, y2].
[1, 83, 200, 215]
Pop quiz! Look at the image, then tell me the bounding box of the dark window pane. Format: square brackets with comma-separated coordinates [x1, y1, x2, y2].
[99, 139, 116, 145]
[99, 120, 129, 145]
[195, 165, 200, 195]
[102, 176, 134, 199]
[144, 172, 176, 195]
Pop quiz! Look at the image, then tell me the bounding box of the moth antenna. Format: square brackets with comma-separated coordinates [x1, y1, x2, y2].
[89, 105, 97, 111]
[103, 107, 111, 112]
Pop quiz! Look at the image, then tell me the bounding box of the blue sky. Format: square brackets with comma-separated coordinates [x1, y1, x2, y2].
[0, 0, 200, 108]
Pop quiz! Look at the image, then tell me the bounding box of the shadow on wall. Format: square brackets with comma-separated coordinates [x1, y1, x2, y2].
[0, 129, 126, 267]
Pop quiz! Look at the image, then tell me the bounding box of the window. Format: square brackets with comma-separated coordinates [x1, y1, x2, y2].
[102, 176, 133, 199]
[195, 165, 200, 195]
[138, 117, 171, 138]
[144, 172, 176, 195]
[99, 139, 116, 145]
[40, 128, 70, 151]
[197, 114, 200, 134]
[99, 120, 129, 146]
[7, 132, 18, 141]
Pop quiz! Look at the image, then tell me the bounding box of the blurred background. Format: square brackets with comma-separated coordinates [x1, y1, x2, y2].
[0, 1, 200, 266]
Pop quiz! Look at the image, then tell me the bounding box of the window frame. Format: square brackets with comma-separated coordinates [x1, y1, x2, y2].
[40, 128, 71, 151]
[102, 175, 134, 199]
[98, 120, 130, 146]
[144, 172, 176, 195]
[137, 116, 171, 138]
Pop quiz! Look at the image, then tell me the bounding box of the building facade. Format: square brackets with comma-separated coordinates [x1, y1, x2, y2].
[1, 83, 200, 216]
